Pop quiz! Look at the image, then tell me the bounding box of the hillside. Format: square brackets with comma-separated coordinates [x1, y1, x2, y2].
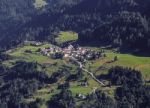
[0, 0, 149, 51]
[0, 32, 149, 108]
[0, 1, 150, 108]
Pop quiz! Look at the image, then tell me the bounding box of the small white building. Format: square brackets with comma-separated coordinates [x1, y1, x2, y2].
[68, 45, 74, 50]
[64, 53, 70, 58]
[78, 94, 86, 99]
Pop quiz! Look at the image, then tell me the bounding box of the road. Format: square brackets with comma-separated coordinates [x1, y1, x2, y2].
[70, 56, 105, 86]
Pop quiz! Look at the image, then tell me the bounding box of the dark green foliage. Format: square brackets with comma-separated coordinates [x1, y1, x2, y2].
[5, 61, 50, 83]
[47, 89, 75, 108]
[0, 53, 11, 62]
[98, 66, 150, 108]
[90, 12, 150, 51]
[58, 82, 70, 90]
[49, 66, 71, 83]
[114, 56, 118, 61]
[51, 52, 63, 59]
[0, 61, 50, 108]
[107, 66, 143, 86]
[0, 0, 36, 49]
[79, 90, 116, 108]
[0, 0, 150, 107]
[28, 98, 44, 108]
[116, 85, 150, 108]
[1, 0, 150, 52]
[66, 68, 83, 81]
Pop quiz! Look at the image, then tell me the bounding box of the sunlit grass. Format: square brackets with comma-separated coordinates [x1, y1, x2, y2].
[34, 0, 47, 8]
[55, 31, 78, 44]
[91, 52, 150, 79]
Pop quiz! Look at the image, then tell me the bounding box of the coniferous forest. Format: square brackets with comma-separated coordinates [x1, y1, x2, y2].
[0, 0, 150, 108]
[0, 0, 150, 51]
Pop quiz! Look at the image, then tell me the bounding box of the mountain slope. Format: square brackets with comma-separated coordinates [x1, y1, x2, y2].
[0, 0, 150, 51]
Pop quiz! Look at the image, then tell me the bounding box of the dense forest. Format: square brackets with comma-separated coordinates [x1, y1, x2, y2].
[0, 1, 150, 107]
[0, 0, 150, 52]
[0, 58, 149, 108]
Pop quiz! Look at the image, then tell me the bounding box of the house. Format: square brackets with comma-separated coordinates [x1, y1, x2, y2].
[92, 87, 98, 93]
[68, 45, 74, 50]
[47, 53, 50, 56]
[78, 47, 82, 50]
[64, 53, 70, 58]
[87, 54, 94, 60]
[78, 94, 86, 99]
[81, 49, 87, 55]
[80, 82, 88, 87]
[40, 43, 102, 61]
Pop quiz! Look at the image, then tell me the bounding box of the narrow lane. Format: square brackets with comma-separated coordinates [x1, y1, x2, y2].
[70, 56, 105, 86]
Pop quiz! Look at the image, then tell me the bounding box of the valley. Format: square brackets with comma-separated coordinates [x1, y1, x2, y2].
[0, 0, 150, 107]
[1, 31, 150, 108]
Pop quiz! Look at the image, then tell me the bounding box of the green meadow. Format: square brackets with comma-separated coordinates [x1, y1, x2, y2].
[2, 40, 150, 108]
[55, 31, 78, 44]
[91, 52, 150, 80]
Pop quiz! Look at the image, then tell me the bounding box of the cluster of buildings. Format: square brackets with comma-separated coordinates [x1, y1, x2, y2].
[40, 44, 102, 61]
[23, 41, 102, 61]
[41, 45, 62, 57]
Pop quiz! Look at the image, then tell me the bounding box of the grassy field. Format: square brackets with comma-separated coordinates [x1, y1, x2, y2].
[24, 84, 60, 108]
[3, 44, 68, 75]
[34, 0, 47, 8]
[5, 44, 55, 64]
[70, 78, 100, 96]
[55, 31, 78, 45]
[90, 52, 150, 80]
[4, 43, 99, 106]
[2, 41, 150, 108]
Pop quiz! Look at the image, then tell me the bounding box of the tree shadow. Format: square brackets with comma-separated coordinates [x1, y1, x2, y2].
[119, 48, 150, 57]
[77, 40, 150, 57]
[77, 40, 110, 48]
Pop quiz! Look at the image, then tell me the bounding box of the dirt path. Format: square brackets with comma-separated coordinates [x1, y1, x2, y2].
[70, 56, 105, 86]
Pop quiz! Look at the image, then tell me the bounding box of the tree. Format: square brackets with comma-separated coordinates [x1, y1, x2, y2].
[107, 66, 143, 86]
[114, 56, 118, 61]
[48, 89, 75, 108]
[80, 90, 116, 108]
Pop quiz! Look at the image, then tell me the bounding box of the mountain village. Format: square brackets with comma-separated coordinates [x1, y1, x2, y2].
[40, 43, 102, 62]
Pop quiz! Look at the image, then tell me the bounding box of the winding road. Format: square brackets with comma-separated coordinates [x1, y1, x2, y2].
[70, 56, 105, 86]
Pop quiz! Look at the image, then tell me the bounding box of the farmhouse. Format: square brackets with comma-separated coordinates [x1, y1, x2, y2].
[77, 94, 86, 99]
